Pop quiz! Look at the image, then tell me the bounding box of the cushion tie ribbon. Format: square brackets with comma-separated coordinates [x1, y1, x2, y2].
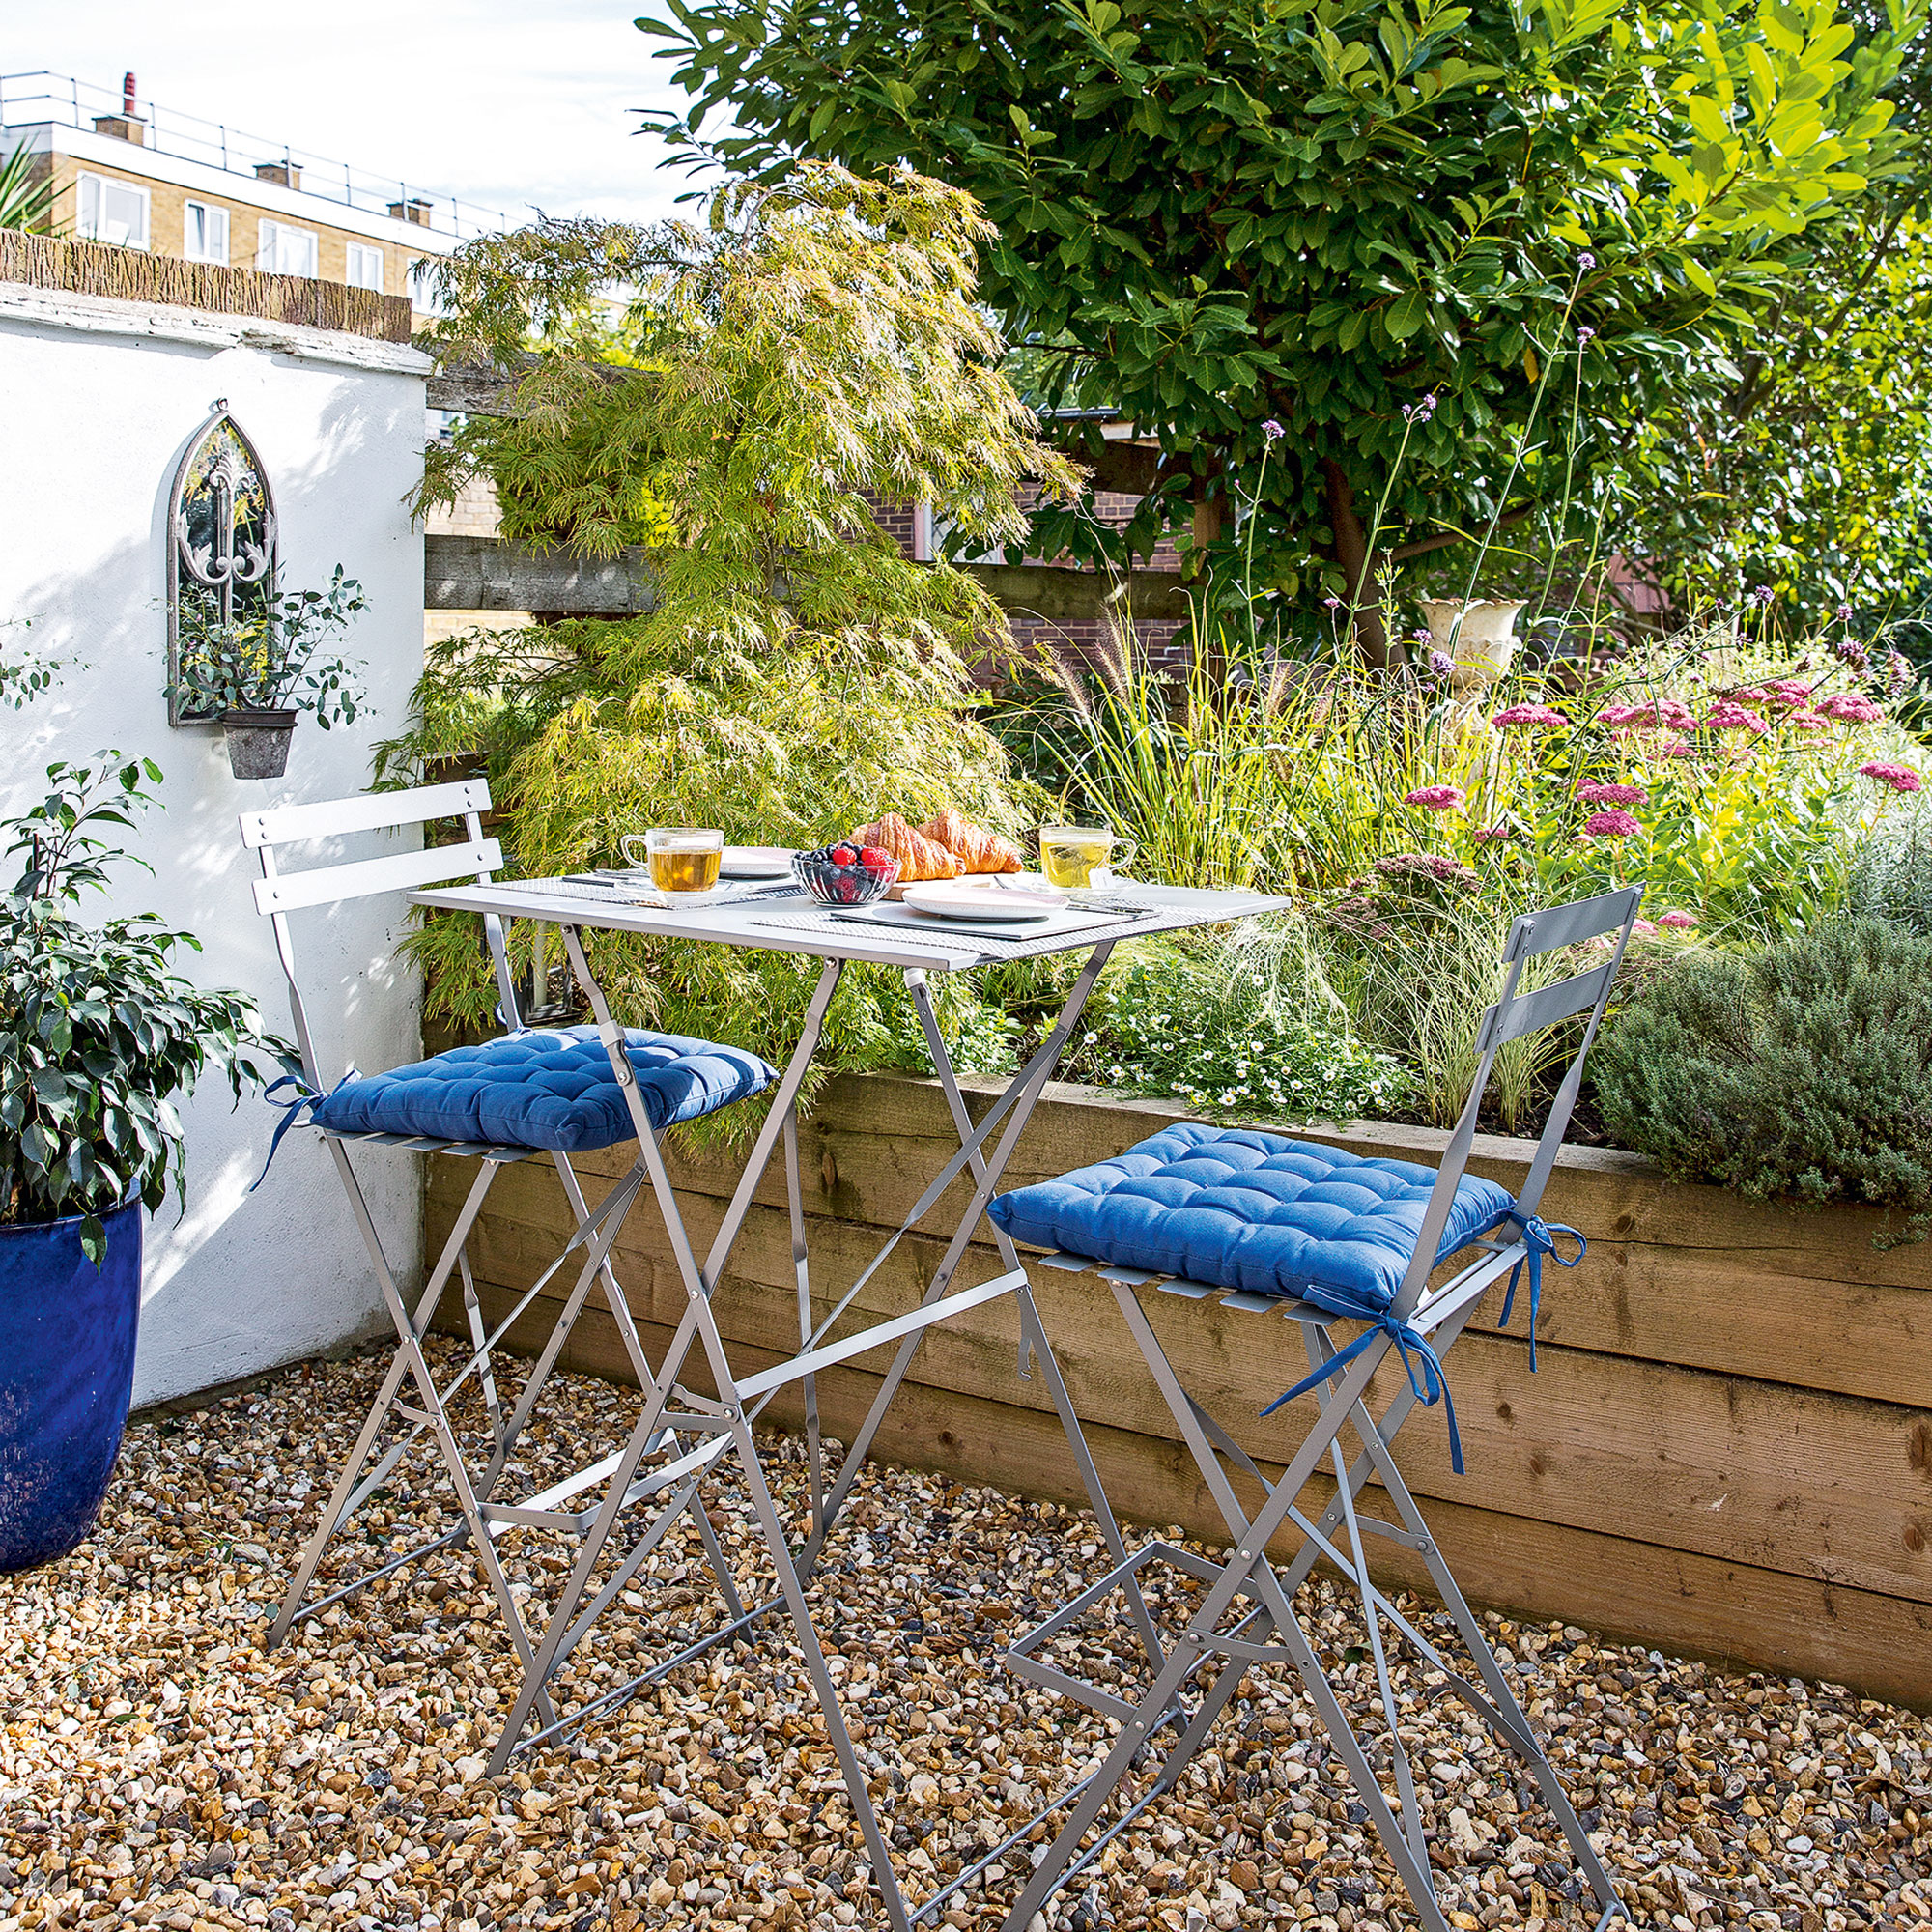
[250, 1069, 355, 1191]
[1261, 1311, 1463, 1475]
[1497, 1210, 1586, 1372]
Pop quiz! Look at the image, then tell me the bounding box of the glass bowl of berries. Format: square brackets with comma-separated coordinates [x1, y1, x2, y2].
[794, 841, 900, 906]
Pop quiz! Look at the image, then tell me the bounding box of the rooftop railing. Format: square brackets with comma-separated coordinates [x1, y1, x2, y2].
[0, 70, 508, 242]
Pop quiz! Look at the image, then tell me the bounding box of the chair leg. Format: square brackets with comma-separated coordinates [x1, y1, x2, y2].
[270, 1152, 501, 1646]
[781, 1105, 823, 1532]
[298, 1140, 559, 1727]
[1335, 1382, 1624, 1918]
[553, 1151, 748, 1623]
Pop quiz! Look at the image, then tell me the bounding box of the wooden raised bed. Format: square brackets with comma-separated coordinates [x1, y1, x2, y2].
[427, 1074, 1932, 1708]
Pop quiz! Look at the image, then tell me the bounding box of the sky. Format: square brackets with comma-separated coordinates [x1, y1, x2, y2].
[2, 0, 725, 231]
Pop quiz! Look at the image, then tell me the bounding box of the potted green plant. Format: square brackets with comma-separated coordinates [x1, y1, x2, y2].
[168, 566, 368, 780]
[0, 754, 288, 1571]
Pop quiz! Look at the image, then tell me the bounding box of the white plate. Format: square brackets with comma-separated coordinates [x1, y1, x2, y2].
[901, 882, 1061, 923]
[719, 845, 797, 878]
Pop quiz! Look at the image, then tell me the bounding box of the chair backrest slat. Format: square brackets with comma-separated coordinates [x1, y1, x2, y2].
[238, 777, 520, 1094]
[239, 778, 490, 851]
[251, 837, 502, 916]
[1506, 885, 1642, 960]
[1477, 959, 1615, 1052]
[1390, 883, 1642, 1321]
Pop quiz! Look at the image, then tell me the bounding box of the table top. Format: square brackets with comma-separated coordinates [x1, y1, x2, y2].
[411, 877, 1295, 972]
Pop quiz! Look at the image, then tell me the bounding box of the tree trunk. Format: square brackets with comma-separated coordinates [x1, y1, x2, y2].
[1323, 459, 1394, 667]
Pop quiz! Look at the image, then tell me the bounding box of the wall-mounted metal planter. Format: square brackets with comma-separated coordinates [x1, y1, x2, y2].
[219, 706, 297, 780]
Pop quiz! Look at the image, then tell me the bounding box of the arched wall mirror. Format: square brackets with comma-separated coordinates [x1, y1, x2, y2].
[167, 401, 278, 724]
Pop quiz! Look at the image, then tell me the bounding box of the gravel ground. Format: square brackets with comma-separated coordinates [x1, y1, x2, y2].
[3, 1341, 1930, 1932]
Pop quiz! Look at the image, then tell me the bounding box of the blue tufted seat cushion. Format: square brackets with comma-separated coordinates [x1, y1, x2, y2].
[312, 1025, 778, 1152]
[988, 1123, 1515, 1320]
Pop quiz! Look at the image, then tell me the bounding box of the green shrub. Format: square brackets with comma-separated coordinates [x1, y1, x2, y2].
[1069, 919, 1409, 1125]
[1593, 921, 1932, 1241]
[1848, 821, 1932, 937]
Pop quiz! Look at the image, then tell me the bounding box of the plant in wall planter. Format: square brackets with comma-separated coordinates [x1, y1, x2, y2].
[0, 755, 289, 1572]
[168, 567, 368, 780]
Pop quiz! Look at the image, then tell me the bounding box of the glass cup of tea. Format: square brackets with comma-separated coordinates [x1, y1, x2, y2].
[1038, 824, 1137, 891]
[621, 827, 724, 894]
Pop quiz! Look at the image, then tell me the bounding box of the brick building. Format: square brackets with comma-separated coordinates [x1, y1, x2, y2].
[0, 70, 498, 316]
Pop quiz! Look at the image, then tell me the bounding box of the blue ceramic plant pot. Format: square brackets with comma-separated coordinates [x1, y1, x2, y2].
[0, 1198, 143, 1573]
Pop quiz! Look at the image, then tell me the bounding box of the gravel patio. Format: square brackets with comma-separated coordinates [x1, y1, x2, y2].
[2, 1342, 1928, 1932]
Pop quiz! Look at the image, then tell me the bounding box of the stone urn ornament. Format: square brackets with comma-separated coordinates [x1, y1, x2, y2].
[1419, 597, 1527, 698]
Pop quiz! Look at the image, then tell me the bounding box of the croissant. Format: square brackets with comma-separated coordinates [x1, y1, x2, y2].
[921, 809, 1023, 874]
[851, 812, 962, 882]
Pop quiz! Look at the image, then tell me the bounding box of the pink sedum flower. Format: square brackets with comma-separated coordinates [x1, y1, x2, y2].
[1471, 825, 1518, 844]
[1405, 784, 1464, 810]
[1583, 808, 1642, 838]
[1700, 699, 1766, 732]
[1598, 697, 1696, 732]
[1492, 701, 1569, 729]
[1661, 739, 1697, 757]
[1815, 691, 1883, 724]
[1659, 910, 1698, 929]
[1859, 760, 1924, 793]
[1764, 679, 1813, 708]
[1632, 918, 1659, 938]
[1576, 780, 1651, 808]
[1789, 712, 1829, 731]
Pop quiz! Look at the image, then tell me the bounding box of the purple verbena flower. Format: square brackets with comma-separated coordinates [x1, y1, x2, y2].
[1428, 649, 1455, 677]
[1262, 418, 1285, 442]
[1577, 251, 1597, 270]
[1577, 325, 1596, 344]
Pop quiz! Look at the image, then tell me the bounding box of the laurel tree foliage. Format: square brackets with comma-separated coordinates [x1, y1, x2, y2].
[638, 0, 1924, 656]
[384, 166, 1080, 1100]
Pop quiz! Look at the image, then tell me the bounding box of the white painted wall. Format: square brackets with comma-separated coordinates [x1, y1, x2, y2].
[0, 283, 434, 1406]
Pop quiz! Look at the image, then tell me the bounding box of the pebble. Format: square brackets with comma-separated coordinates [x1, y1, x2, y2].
[2, 1341, 1930, 1932]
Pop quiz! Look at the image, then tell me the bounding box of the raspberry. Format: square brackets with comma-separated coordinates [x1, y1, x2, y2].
[858, 845, 894, 871]
[829, 843, 860, 866]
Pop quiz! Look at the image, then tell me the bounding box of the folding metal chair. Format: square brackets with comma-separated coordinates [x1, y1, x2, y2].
[240, 780, 771, 1740]
[986, 885, 1642, 1932]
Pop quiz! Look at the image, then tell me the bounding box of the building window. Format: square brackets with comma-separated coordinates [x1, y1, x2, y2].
[406, 257, 444, 316]
[257, 219, 319, 278]
[75, 171, 149, 249]
[183, 200, 229, 265]
[345, 242, 384, 293]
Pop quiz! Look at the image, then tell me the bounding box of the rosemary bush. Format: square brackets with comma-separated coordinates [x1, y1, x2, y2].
[1593, 921, 1932, 1242]
[1848, 816, 1932, 936]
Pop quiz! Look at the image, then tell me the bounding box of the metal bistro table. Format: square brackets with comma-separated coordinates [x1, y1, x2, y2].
[410, 869, 1290, 1930]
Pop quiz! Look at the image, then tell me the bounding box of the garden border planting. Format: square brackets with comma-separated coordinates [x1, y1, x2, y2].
[427, 1072, 1932, 1707]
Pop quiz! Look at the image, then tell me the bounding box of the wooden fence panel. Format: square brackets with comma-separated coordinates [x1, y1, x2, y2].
[428, 1073, 1932, 1705]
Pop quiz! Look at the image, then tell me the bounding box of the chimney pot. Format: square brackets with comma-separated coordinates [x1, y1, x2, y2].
[254, 159, 302, 190]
